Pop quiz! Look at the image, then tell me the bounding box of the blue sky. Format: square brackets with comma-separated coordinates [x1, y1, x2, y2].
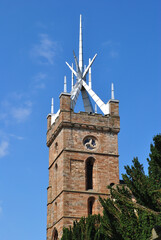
[0, 1, 160, 240]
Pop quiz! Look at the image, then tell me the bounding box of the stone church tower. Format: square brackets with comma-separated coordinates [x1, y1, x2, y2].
[46, 15, 120, 240]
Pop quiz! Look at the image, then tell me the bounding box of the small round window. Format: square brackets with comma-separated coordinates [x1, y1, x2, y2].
[83, 136, 97, 150]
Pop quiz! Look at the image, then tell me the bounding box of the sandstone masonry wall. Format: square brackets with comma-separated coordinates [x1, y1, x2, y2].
[46, 93, 120, 240]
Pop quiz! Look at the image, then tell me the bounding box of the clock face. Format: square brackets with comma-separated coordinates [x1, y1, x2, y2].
[83, 137, 97, 150]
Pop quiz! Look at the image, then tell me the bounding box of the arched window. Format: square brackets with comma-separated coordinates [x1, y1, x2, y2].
[86, 157, 94, 190]
[55, 163, 58, 170]
[54, 202, 57, 223]
[51, 227, 58, 240]
[54, 164, 58, 196]
[88, 197, 95, 215]
[55, 142, 58, 151]
[110, 183, 115, 187]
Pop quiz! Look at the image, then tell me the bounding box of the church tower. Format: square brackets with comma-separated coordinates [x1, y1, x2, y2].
[46, 15, 120, 239]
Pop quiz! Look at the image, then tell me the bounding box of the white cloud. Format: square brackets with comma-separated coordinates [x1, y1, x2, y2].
[110, 50, 119, 59]
[9, 134, 24, 140]
[35, 22, 47, 29]
[102, 40, 120, 47]
[102, 40, 120, 59]
[35, 83, 46, 89]
[24, 100, 33, 108]
[0, 200, 3, 215]
[102, 40, 112, 47]
[34, 72, 47, 81]
[10, 92, 24, 100]
[0, 92, 33, 124]
[33, 72, 47, 89]
[31, 34, 59, 65]
[0, 141, 9, 158]
[11, 107, 31, 122]
[0, 113, 7, 121]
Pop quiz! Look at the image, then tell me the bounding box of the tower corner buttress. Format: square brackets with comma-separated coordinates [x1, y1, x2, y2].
[59, 92, 71, 112]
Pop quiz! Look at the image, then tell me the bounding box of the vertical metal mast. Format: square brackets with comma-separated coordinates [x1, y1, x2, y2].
[64, 76, 67, 93]
[111, 83, 115, 100]
[71, 63, 74, 90]
[79, 14, 83, 73]
[51, 98, 54, 114]
[66, 15, 111, 115]
[89, 58, 92, 88]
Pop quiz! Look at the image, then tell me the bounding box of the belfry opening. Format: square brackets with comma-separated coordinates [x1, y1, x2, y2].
[86, 157, 94, 190]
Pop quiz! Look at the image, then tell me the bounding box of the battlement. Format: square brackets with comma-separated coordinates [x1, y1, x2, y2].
[47, 93, 120, 147]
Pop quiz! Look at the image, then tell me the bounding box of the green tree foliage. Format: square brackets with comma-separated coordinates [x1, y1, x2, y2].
[148, 134, 161, 184]
[122, 134, 161, 212]
[61, 215, 102, 240]
[99, 185, 161, 240]
[61, 134, 161, 240]
[148, 134, 161, 199]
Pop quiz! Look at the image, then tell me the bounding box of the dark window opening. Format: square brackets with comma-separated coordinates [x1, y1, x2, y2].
[110, 183, 115, 187]
[89, 200, 93, 215]
[51, 227, 58, 240]
[86, 158, 94, 190]
[55, 142, 58, 151]
[88, 197, 95, 215]
[55, 163, 58, 170]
